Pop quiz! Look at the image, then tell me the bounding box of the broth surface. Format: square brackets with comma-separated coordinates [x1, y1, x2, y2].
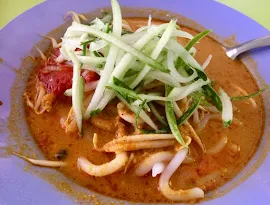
[24, 18, 264, 203]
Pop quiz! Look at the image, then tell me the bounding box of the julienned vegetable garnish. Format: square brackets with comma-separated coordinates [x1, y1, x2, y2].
[21, 0, 268, 202]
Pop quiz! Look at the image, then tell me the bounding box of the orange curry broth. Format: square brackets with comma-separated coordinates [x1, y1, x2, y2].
[24, 18, 264, 203]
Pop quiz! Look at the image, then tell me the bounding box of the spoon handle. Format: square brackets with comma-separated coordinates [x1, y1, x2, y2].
[226, 35, 270, 59]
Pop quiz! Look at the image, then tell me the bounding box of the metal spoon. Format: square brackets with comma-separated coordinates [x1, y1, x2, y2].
[225, 35, 270, 60]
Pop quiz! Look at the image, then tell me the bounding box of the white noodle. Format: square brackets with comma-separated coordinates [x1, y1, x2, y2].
[159, 148, 204, 201]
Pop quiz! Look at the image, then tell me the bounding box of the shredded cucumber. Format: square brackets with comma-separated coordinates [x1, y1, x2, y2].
[145, 70, 180, 87]
[185, 30, 211, 51]
[171, 30, 194, 39]
[94, 24, 169, 112]
[219, 88, 233, 128]
[77, 56, 106, 65]
[110, 23, 169, 81]
[116, 93, 158, 130]
[165, 85, 186, 146]
[168, 79, 209, 101]
[65, 45, 84, 135]
[71, 22, 169, 73]
[167, 50, 197, 83]
[166, 39, 203, 70]
[84, 0, 122, 118]
[90, 39, 108, 51]
[176, 92, 202, 126]
[149, 103, 167, 126]
[130, 20, 176, 88]
[231, 85, 270, 101]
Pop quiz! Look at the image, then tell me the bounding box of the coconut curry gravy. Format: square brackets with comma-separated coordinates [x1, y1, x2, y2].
[24, 18, 264, 203]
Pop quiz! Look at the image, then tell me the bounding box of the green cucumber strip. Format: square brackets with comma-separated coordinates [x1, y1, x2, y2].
[71, 22, 169, 73]
[135, 100, 167, 134]
[93, 51, 103, 57]
[231, 85, 269, 101]
[129, 20, 176, 88]
[168, 31, 221, 111]
[65, 46, 84, 135]
[80, 39, 96, 46]
[203, 85, 222, 111]
[174, 29, 211, 74]
[80, 38, 95, 57]
[113, 77, 157, 107]
[176, 92, 202, 126]
[79, 77, 85, 106]
[168, 79, 209, 101]
[104, 23, 111, 33]
[149, 103, 167, 126]
[190, 65, 208, 81]
[82, 44, 87, 56]
[137, 94, 168, 102]
[84, 0, 122, 118]
[113, 76, 132, 89]
[135, 100, 154, 134]
[112, 77, 140, 104]
[116, 94, 158, 130]
[106, 84, 141, 101]
[165, 85, 186, 146]
[90, 109, 101, 116]
[219, 88, 233, 128]
[76, 56, 106, 65]
[185, 30, 212, 51]
[167, 50, 197, 83]
[166, 39, 203, 70]
[144, 70, 180, 87]
[109, 23, 168, 82]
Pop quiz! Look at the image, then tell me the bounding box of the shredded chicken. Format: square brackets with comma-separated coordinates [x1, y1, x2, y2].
[23, 85, 55, 115]
[90, 116, 116, 131]
[62, 93, 94, 135]
[115, 116, 128, 138]
[64, 107, 79, 135]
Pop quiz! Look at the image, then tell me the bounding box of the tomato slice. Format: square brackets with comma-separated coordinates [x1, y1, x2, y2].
[38, 48, 99, 96]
